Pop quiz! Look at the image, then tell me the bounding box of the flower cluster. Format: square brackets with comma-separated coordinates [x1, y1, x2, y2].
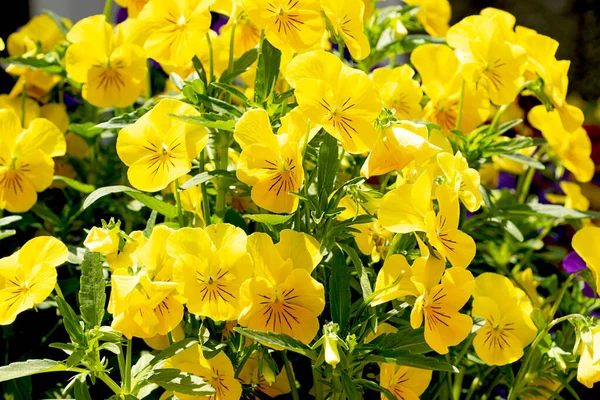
[1, 0, 600, 399]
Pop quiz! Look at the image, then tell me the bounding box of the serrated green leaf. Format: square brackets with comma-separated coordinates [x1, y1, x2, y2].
[0, 359, 67, 383]
[1, 56, 63, 74]
[234, 327, 318, 360]
[54, 176, 96, 193]
[78, 251, 106, 328]
[83, 185, 178, 218]
[242, 213, 294, 225]
[211, 82, 250, 104]
[497, 153, 545, 170]
[338, 243, 372, 299]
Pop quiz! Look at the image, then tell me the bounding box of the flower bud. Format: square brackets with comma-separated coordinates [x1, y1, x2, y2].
[324, 334, 341, 369]
[84, 226, 120, 256]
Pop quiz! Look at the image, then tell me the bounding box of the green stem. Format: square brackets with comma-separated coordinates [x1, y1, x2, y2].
[54, 282, 64, 299]
[282, 351, 299, 400]
[312, 368, 324, 400]
[198, 151, 212, 225]
[488, 104, 508, 135]
[103, 0, 112, 22]
[224, 19, 237, 102]
[124, 338, 133, 393]
[167, 331, 174, 345]
[215, 137, 230, 214]
[548, 274, 575, 321]
[516, 148, 544, 204]
[508, 314, 585, 400]
[455, 79, 465, 131]
[99, 372, 122, 395]
[174, 179, 184, 227]
[255, 30, 265, 103]
[117, 343, 126, 385]
[206, 32, 214, 85]
[338, 41, 345, 63]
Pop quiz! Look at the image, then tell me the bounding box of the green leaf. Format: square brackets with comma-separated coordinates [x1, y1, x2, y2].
[179, 170, 236, 190]
[330, 248, 351, 334]
[195, 94, 244, 117]
[79, 251, 106, 328]
[68, 122, 104, 139]
[364, 353, 457, 372]
[496, 153, 545, 170]
[355, 379, 396, 400]
[220, 48, 258, 82]
[192, 56, 208, 87]
[363, 327, 431, 354]
[95, 105, 153, 129]
[0, 229, 16, 241]
[503, 219, 524, 242]
[0, 215, 21, 227]
[211, 82, 250, 104]
[254, 38, 281, 104]
[482, 137, 544, 157]
[144, 369, 215, 396]
[0, 359, 67, 383]
[317, 134, 340, 211]
[55, 295, 84, 345]
[506, 203, 600, 220]
[234, 328, 318, 360]
[1, 55, 63, 74]
[54, 176, 96, 193]
[168, 114, 237, 131]
[141, 338, 199, 375]
[73, 378, 92, 400]
[83, 185, 178, 218]
[492, 119, 523, 136]
[243, 213, 294, 226]
[42, 9, 70, 35]
[338, 243, 372, 299]
[32, 203, 61, 226]
[2, 377, 32, 400]
[340, 371, 359, 399]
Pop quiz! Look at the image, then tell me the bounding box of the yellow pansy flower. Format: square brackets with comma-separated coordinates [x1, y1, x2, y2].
[447, 15, 527, 105]
[362, 121, 441, 178]
[169, 175, 204, 225]
[380, 178, 476, 269]
[144, 323, 185, 350]
[472, 273, 537, 366]
[411, 44, 489, 134]
[403, 0, 451, 37]
[165, 344, 243, 400]
[437, 151, 483, 212]
[134, 0, 213, 66]
[83, 226, 121, 256]
[542, 59, 584, 132]
[577, 325, 600, 389]
[514, 25, 558, 81]
[0, 109, 66, 213]
[234, 108, 304, 213]
[115, 0, 150, 18]
[546, 181, 590, 212]
[572, 227, 600, 293]
[278, 106, 321, 150]
[65, 15, 147, 108]
[39, 103, 69, 133]
[0, 38, 4, 51]
[0, 94, 41, 128]
[166, 224, 252, 321]
[116, 99, 208, 192]
[108, 225, 184, 338]
[242, 0, 324, 53]
[0, 237, 68, 325]
[371, 254, 418, 306]
[286, 50, 382, 153]
[238, 351, 292, 397]
[371, 65, 423, 120]
[321, 0, 370, 60]
[107, 230, 148, 270]
[410, 253, 474, 354]
[528, 105, 594, 183]
[7, 14, 66, 56]
[515, 268, 544, 309]
[220, 12, 261, 58]
[238, 230, 324, 344]
[380, 363, 433, 400]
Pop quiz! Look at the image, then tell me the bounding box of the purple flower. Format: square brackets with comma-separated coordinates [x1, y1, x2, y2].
[563, 251, 595, 298]
[563, 251, 586, 273]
